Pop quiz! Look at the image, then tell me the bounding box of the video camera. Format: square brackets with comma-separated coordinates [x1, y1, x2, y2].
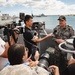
[12, 14, 46, 34]
[15, 13, 25, 34]
[0, 13, 25, 45]
[0, 25, 20, 45]
[38, 47, 55, 75]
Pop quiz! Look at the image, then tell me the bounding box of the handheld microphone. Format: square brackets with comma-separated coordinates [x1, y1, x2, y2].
[53, 30, 57, 34]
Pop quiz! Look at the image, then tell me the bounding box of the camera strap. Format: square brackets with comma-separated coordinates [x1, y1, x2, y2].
[23, 38, 39, 49]
[23, 27, 39, 49]
[11, 30, 17, 43]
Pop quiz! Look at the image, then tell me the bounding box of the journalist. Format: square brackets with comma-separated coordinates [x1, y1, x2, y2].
[23, 15, 53, 61]
[0, 28, 20, 58]
[0, 28, 20, 70]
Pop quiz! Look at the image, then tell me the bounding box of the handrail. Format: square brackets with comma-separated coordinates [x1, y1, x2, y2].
[59, 42, 75, 54]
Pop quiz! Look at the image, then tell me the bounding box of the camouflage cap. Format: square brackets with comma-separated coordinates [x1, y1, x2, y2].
[58, 15, 66, 20]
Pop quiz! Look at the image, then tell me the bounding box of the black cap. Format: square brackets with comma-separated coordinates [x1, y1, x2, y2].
[58, 15, 66, 20]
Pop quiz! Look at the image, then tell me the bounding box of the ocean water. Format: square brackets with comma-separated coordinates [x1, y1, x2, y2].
[0, 15, 75, 30]
[33, 15, 75, 30]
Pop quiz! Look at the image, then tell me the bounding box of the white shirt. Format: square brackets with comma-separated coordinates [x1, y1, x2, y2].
[0, 37, 5, 55]
[0, 57, 8, 70]
[0, 64, 49, 75]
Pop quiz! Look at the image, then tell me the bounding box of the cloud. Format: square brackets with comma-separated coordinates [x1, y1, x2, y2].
[0, 0, 75, 15]
[67, 5, 75, 10]
[0, 0, 6, 3]
[0, 0, 73, 10]
[0, 0, 6, 6]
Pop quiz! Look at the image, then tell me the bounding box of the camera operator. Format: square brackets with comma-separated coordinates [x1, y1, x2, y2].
[0, 27, 20, 70]
[23, 15, 53, 61]
[0, 28, 20, 58]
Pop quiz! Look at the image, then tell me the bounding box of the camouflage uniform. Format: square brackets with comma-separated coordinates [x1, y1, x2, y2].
[53, 25, 74, 39]
[53, 25, 74, 74]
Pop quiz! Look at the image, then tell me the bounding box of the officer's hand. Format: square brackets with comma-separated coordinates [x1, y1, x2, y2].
[55, 39, 65, 44]
[49, 65, 60, 75]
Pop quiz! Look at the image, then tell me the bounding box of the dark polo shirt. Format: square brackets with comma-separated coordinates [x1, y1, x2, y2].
[23, 26, 37, 57]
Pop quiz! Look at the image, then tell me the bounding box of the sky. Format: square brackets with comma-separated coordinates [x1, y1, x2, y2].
[0, 0, 75, 16]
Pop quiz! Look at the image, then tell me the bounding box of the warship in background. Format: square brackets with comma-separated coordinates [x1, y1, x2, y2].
[32, 13, 47, 17]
